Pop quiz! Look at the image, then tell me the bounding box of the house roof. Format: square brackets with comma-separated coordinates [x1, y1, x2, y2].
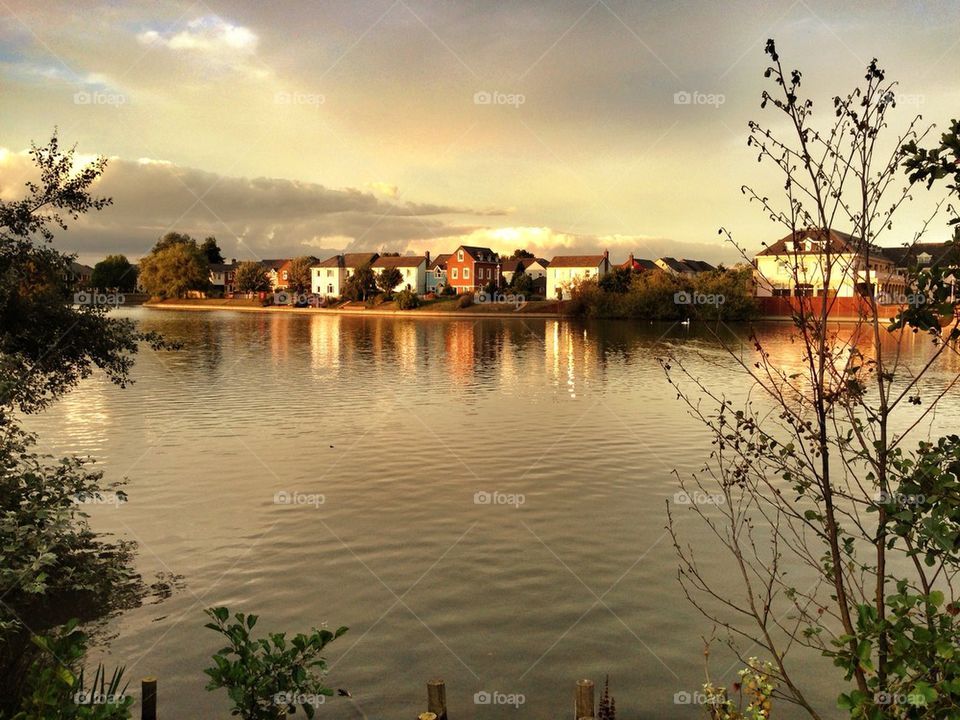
[657, 257, 696, 273]
[549, 254, 607, 268]
[427, 253, 452, 271]
[519, 257, 548, 269]
[756, 229, 891, 261]
[315, 252, 379, 269]
[882, 242, 958, 268]
[372, 255, 426, 269]
[681, 258, 716, 273]
[619, 257, 657, 271]
[456, 245, 498, 262]
[69, 261, 94, 274]
[259, 259, 288, 270]
[209, 262, 238, 272]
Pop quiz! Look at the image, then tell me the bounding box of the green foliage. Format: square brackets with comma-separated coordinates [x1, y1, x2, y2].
[10, 619, 133, 720]
[510, 249, 534, 259]
[0, 133, 167, 413]
[137, 233, 209, 298]
[441, 283, 456, 297]
[598, 267, 633, 293]
[455, 293, 474, 309]
[90, 256, 136, 292]
[375, 267, 403, 296]
[394, 288, 420, 310]
[233, 262, 272, 293]
[199, 237, 224, 264]
[511, 269, 534, 294]
[203, 607, 347, 720]
[343, 263, 376, 301]
[0, 420, 145, 709]
[285, 257, 314, 293]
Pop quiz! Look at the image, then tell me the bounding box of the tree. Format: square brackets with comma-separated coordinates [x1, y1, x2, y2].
[376, 267, 403, 296]
[511, 269, 534, 294]
[233, 261, 272, 292]
[138, 239, 209, 298]
[286, 256, 314, 294]
[90, 254, 136, 292]
[343, 263, 377, 301]
[598, 266, 632, 293]
[0, 133, 165, 413]
[200, 236, 224, 264]
[665, 41, 960, 719]
[510, 249, 534, 259]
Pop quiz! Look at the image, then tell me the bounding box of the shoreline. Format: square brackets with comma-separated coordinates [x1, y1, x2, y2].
[143, 301, 570, 319]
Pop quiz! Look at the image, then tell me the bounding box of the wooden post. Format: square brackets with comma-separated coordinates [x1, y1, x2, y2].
[141, 677, 157, 720]
[575, 678, 594, 720]
[427, 679, 447, 720]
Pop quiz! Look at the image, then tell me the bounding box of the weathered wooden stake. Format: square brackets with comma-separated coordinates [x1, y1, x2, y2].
[427, 678, 447, 720]
[141, 677, 157, 720]
[575, 678, 594, 720]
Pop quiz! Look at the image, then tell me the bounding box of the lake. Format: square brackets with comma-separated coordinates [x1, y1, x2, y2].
[26, 308, 960, 719]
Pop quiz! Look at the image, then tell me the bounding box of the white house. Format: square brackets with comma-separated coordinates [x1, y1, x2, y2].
[754, 229, 907, 299]
[372, 255, 427, 294]
[546, 251, 611, 300]
[311, 252, 379, 297]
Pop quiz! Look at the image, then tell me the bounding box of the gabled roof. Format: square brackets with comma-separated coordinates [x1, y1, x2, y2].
[427, 253, 452, 271]
[259, 259, 288, 270]
[757, 229, 885, 258]
[549, 254, 607, 268]
[455, 245, 498, 263]
[315, 252, 379, 269]
[681, 259, 716, 273]
[657, 257, 696, 273]
[372, 255, 426, 269]
[209, 262, 238, 272]
[69, 261, 94, 274]
[519, 257, 549, 269]
[619, 257, 657, 271]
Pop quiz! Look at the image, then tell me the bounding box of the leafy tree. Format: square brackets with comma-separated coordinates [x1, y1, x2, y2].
[598, 266, 633, 293]
[376, 267, 403, 296]
[343, 263, 377, 301]
[199, 237, 224, 264]
[137, 239, 208, 298]
[666, 41, 960, 719]
[0, 133, 165, 414]
[150, 231, 194, 253]
[511, 269, 534, 294]
[394, 288, 420, 309]
[510, 249, 534, 259]
[286, 257, 314, 294]
[233, 262, 272, 293]
[204, 607, 346, 720]
[90, 255, 136, 292]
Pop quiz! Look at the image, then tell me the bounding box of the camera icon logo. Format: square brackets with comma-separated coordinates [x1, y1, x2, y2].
[273, 291, 291, 305]
[473, 90, 492, 105]
[673, 690, 692, 704]
[474, 691, 492, 704]
[73, 91, 91, 105]
[673, 91, 692, 105]
[274, 491, 291, 505]
[473, 491, 492, 505]
[673, 291, 692, 305]
[673, 491, 691, 505]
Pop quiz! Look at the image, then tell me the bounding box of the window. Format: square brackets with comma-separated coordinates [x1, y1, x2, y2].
[327, 284, 333, 294]
[794, 284, 814, 297]
[435, 269, 442, 277]
[457, 250, 464, 262]
[451, 268, 458, 280]
[282, 271, 288, 280]
[464, 268, 470, 279]
[918, 252, 932, 266]
[326, 269, 333, 277]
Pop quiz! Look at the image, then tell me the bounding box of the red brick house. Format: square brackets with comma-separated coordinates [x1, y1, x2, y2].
[446, 245, 500, 293]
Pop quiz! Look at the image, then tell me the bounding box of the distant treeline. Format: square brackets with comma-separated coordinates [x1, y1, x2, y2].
[566, 265, 758, 321]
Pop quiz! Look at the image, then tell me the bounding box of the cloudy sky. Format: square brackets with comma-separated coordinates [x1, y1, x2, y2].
[1, 0, 958, 265]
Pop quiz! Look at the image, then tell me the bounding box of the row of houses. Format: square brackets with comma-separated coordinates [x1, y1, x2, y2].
[210, 246, 718, 300]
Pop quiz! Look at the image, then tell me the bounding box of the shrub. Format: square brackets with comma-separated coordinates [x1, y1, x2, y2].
[204, 607, 347, 720]
[395, 289, 420, 310]
[455, 293, 474, 309]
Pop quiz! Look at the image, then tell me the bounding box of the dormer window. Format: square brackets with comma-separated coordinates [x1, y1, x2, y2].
[917, 252, 932, 266]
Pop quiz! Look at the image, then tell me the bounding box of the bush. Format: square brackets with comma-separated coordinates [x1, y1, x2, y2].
[204, 607, 347, 720]
[441, 284, 456, 297]
[395, 289, 420, 310]
[455, 293, 474, 309]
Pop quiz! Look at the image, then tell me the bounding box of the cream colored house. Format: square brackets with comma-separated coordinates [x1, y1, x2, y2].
[546, 251, 611, 300]
[311, 252, 379, 297]
[372, 255, 427, 294]
[754, 230, 907, 299]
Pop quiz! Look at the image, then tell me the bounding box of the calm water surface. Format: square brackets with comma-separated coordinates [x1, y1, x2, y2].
[26, 308, 960, 719]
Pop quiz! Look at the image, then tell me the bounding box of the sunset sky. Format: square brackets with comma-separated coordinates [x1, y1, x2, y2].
[1, 0, 958, 265]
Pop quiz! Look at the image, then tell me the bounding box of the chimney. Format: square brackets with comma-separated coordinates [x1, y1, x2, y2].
[425, 250, 430, 265]
[628, 252, 634, 266]
[230, 258, 236, 265]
